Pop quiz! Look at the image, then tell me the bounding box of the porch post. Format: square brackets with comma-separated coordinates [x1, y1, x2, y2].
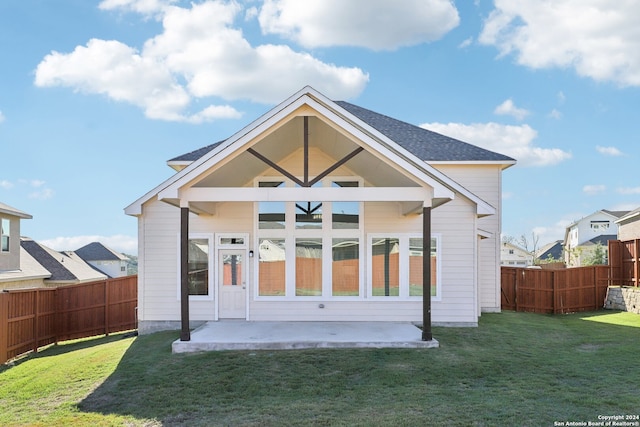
[422, 205, 432, 341]
[180, 206, 190, 341]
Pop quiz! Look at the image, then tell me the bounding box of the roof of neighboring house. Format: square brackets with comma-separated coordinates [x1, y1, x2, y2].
[0, 246, 51, 283]
[0, 202, 32, 219]
[616, 207, 640, 225]
[20, 238, 107, 283]
[580, 234, 617, 247]
[601, 210, 630, 219]
[168, 101, 515, 165]
[74, 242, 129, 262]
[536, 240, 563, 260]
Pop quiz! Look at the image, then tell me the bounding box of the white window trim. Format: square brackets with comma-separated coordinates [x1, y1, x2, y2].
[367, 233, 441, 301]
[176, 233, 214, 301]
[1, 218, 10, 253]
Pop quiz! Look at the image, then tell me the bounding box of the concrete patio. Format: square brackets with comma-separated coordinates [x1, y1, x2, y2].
[172, 321, 439, 353]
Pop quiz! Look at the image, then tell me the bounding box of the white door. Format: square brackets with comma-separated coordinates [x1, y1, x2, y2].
[218, 249, 246, 318]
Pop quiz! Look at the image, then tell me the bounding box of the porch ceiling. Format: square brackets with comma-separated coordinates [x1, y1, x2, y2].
[192, 116, 419, 189]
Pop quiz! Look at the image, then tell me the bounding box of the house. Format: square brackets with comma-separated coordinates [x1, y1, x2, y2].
[615, 207, 640, 241]
[500, 242, 533, 267]
[73, 242, 130, 278]
[564, 209, 628, 266]
[125, 86, 515, 337]
[0, 202, 46, 289]
[0, 202, 108, 290]
[535, 240, 564, 265]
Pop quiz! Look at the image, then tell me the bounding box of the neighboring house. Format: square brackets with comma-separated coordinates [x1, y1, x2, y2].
[500, 242, 533, 267]
[125, 86, 516, 334]
[0, 203, 48, 289]
[615, 207, 640, 241]
[73, 242, 130, 278]
[535, 240, 564, 264]
[564, 209, 628, 266]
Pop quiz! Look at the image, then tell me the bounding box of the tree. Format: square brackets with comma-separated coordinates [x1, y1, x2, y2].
[582, 242, 607, 266]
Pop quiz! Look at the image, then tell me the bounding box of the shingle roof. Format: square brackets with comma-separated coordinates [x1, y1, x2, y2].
[75, 242, 128, 261]
[583, 234, 617, 246]
[167, 101, 515, 163]
[21, 239, 77, 281]
[169, 140, 225, 162]
[335, 101, 515, 162]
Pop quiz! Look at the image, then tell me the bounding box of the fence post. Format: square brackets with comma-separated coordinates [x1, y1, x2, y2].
[552, 271, 557, 314]
[33, 289, 39, 354]
[104, 280, 110, 337]
[0, 292, 8, 364]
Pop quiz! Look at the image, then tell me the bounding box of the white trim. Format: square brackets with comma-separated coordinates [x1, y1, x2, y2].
[176, 233, 214, 302]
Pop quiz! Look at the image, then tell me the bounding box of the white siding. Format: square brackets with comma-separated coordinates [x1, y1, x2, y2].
[433, 164, 503, 312]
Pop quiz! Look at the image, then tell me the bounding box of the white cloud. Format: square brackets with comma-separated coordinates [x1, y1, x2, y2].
[494, 98, 529, 120]
[0, 180, 13, 189]
[479, 1, 640, 87]
[41, 234, 138, 255]
[617, 187, 640, 195]
[548, 109, 562, 119]
[583, 184, 606, 195]
[0, 110, 5, 123]
[35, 1, 369, 122]
[258, 0, 459, 50]
[596, 145, 623, 156]
[98, 0, 176, 16]
[28, 188, 55, 200]
[557, 91, 566, 104]
[420, 122, 572, 167]
[458, 37, 473, 49]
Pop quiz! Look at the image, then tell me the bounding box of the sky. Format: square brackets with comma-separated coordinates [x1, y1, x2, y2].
[1, 0, 639, 255]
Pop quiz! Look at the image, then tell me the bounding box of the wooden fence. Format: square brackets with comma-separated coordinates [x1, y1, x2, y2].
[608, 239, 640, 287]
[501, 266, 611, 314]
[0, 275, 137, 364]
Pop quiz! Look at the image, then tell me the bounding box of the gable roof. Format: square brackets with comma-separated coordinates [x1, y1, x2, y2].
[167, 101, 515, 166]
[616, 207, 640, 225]
[536, 240, 563, 260]
[20, 238, 107, 283]
[21, 238, 77, 281]
[128, 86, 507, 217]
[75, 242, 128, 262]
[580, 234, 617, 247]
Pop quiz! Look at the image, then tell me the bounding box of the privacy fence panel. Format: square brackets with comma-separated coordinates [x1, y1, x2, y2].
[1, 275, 137, 364]
[501, 266, 610, 314]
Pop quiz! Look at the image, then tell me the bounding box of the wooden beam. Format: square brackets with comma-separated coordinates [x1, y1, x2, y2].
[247, 148, 305, 187]
[304, 116, 309, 185]
[422, 206, 432, 341]
[180, 207, 190, 341]
[308, 147, 364, 187]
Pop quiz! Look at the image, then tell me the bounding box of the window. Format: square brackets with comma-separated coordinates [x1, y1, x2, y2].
[177, 234, 213, 299]
[369, 234, 440, 299]
[1, 218, 9, 252]
[509, 249, 514, 254]
[332, 181, 359, 229]
[258, 238, 286, 296]
[332, 238, 359, 296]
[296, 238, 322, 296]
[371, 237, 400, 296]
[408, 237, 437, 297]
[188, 238, 210, 296]
[258, 181, 285, 229]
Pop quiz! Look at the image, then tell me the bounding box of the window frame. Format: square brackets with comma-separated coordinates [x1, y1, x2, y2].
[367, 233, 441, 301]
[1, 217, 10, 253]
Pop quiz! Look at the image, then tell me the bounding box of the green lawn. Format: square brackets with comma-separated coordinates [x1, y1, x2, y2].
[1, 311, 639, 426]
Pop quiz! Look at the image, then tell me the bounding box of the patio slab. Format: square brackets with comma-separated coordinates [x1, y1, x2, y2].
[172, 321, 439, 352]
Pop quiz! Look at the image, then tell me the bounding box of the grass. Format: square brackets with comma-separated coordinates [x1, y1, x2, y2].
[1, 311, 639, 426]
